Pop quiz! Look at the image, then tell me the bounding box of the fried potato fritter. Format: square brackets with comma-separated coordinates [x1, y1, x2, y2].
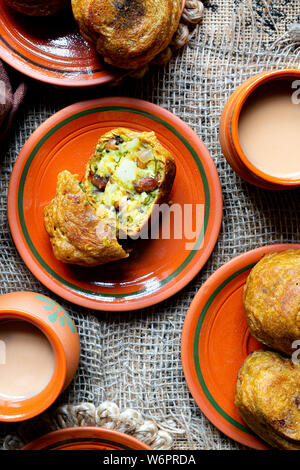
[44, 171, 128, 267]
[235, 350, 300, 450]
[71, 0, 182, 69]
[243, 249, 300, 355]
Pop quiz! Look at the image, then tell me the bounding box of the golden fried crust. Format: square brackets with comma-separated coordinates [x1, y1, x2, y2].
[243, 250, 300, 355]
[44, 171, 128, 267]
[235, 351, 300, 449]
[84, 127, 176, 237]
[4, 0, 69, 16]
[71, 0, 181, 69]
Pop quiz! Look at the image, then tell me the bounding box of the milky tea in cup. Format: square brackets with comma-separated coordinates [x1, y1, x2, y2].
[0, 319, 55, 400]
[238, 79, 300, 181]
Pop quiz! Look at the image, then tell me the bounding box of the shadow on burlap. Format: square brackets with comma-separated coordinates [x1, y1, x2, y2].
[0, 0, 300, 450]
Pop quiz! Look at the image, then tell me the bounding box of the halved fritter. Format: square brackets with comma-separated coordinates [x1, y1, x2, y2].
[235, 350, 300, 449]
[84, 128, 176, 238]
[243, 249, 300, 355]
[44, 170, 128, 267]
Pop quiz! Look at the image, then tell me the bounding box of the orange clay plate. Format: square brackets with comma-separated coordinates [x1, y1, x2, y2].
[22, 427, 152, 450]
[0, 0, 186, 87]
[181, 243, 300, 449]
[0, 1, 124, 87]
[8, 97, 222, 311]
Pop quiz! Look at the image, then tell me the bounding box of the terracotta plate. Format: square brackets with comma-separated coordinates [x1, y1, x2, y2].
[0, 2, 124, 87]
[0, 0, 186, 87]
[8, 97, 222, 311]
[22, 427, 151, 450]
[181, 243, 300, 449]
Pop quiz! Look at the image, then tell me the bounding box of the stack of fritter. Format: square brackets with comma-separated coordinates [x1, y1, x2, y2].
[235, 250, 300, 449]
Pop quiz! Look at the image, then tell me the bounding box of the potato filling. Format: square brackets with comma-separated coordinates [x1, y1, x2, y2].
[87, 133, 164, 234]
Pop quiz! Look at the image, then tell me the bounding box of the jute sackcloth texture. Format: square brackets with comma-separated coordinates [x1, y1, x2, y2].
[0, 0, 300, 450]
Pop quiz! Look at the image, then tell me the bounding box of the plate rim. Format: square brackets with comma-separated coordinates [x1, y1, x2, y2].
[0, 2, 123, 87]
[181, 243, 300, 449]
[21, 426, 152, 450]
[0, 0, 186, 87]
[8, 96, 223, 311]
[0, 42, 121, 87]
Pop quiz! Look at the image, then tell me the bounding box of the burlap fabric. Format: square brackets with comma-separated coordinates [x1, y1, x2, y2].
[1, 0, 300, 450]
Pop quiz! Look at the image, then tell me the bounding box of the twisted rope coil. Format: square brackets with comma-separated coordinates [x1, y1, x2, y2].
[2, 402, 174, 450]
[125, 0, 204, 80]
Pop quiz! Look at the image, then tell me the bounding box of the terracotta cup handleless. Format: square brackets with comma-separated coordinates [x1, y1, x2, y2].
[219, 69, 300, 190]
[0, 291, 80, 422]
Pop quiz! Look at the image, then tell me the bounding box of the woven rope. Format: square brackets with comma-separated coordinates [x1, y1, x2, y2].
[128, 0, 204, 79]
[1, 0, 300, 450]
[3, 402, 173, 450]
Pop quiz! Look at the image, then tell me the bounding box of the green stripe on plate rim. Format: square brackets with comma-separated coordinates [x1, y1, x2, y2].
[18, 106, 210, 299]
[43, 437, 132, 450]
[193, 262, 256, 434]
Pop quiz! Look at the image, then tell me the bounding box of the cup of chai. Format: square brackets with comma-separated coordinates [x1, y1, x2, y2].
[0, 291, 80, 422]
[219, 69, 300, 190]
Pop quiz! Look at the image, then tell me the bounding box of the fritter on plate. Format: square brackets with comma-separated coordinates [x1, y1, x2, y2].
[243, 249, 300, 355]
[235, 350, 300, 450]
[84, 127, 176, 238]
[44, 170, 128, 267]
[71, 0, 182, 69]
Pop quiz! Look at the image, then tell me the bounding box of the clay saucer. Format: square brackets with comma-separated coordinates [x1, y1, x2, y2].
[181, 243, 300, 449]
[0, 0, 186, 87]
[8, 97, 222, 311]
